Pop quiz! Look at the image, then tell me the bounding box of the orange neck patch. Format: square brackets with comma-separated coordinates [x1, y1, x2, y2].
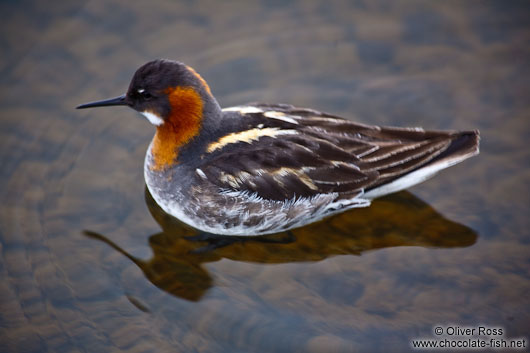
[186, 65, 212, 96]
[150, 87, 203, 171]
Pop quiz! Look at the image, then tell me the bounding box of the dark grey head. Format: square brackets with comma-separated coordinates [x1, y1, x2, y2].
[76, 59, 215, 126]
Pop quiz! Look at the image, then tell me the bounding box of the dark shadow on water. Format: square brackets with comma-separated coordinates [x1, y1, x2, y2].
[83, 188, 478, 302]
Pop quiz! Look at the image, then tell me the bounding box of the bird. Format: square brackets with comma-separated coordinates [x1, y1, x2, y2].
[77, 59, 479, 237]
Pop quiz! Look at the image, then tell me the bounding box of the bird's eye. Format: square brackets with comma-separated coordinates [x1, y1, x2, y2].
[137, 88, 153, 100]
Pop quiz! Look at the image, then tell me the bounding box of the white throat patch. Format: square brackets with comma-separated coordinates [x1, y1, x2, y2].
[141, 111, 164, 126]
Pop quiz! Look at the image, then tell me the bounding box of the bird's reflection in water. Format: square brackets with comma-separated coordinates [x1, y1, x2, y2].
[84, 189, 477, 301]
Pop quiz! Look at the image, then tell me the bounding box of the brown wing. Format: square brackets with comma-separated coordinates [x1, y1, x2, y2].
[197, 103, 479, 201]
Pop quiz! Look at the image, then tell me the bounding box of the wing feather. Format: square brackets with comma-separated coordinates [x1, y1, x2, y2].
[200, 104, 477, 201]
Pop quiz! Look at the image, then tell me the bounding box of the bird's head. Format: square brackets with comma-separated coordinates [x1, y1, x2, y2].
[77, 59, 214, 126]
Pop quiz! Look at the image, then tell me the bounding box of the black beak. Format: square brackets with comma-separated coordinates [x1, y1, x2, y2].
[76, 94, 128, 109]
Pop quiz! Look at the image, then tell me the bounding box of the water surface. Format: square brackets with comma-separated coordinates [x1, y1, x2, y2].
[1, 1, 529, 352]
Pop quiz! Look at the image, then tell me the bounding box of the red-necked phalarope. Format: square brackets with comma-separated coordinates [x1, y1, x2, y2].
[77, 59, 479, 236]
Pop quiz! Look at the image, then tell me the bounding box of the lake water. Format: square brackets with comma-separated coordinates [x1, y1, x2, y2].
[1, 1, 529, 352]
